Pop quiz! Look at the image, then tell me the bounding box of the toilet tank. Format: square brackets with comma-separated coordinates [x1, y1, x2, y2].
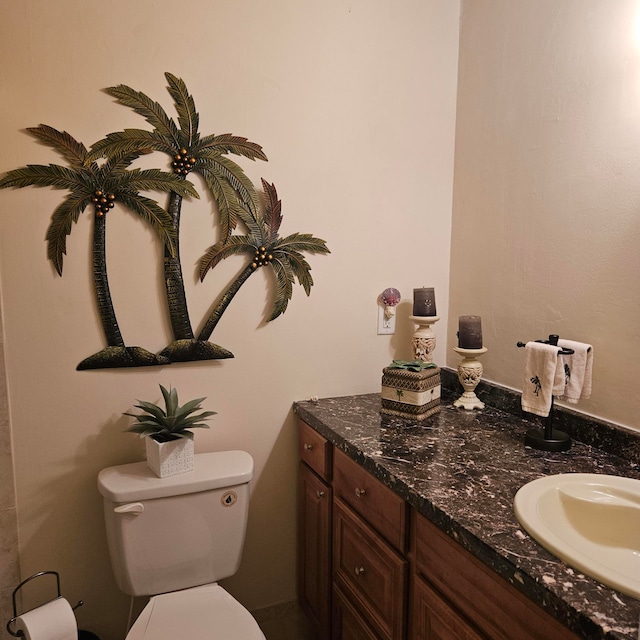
[97, 451, 254, 597]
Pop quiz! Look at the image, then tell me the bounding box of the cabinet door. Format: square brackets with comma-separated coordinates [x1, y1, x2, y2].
[333, 585, 381, 640]
[410, 574, 485, 640]
[334, 498, 407, 640]
[299, 462, 332, 639]
[413, 512, 580, 640]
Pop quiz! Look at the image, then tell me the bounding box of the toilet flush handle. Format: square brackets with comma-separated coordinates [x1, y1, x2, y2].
[114, 502, 144, 515]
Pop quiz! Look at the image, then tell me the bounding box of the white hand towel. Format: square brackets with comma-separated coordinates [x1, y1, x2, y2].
[521, 342, 564, 417]
[557, 339, 593, 404]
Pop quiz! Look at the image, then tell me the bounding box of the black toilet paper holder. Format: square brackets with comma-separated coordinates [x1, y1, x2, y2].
[6, 571, 83, 637]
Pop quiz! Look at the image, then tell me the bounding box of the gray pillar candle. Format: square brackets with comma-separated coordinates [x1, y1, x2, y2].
[413, 287, 437, 316]
[458, 315, 482, 348]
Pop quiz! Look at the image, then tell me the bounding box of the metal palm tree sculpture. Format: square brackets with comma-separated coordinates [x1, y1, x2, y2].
[0, 125, 198, 370]
[91, 72, 268, 362]
[0, 75, 329, 370]
[197, 179, 330, 340]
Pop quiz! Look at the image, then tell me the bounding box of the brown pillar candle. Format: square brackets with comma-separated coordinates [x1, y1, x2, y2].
[458, 315, 483, 348]
[413, 287, 437, 316]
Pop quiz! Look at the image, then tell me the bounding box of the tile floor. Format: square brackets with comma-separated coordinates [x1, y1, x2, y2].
[252, 601, 315, 640]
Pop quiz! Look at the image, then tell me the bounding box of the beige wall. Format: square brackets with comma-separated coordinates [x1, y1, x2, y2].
[0, 2, 460, 638]
[449, 0, 640, 431]
[0, 293, 19, 640]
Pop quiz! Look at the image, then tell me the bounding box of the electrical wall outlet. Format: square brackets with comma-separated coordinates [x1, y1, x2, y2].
[377, 305, 396, 335]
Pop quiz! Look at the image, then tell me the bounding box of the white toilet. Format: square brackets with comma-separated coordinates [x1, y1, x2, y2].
[97, 450, 266, 639]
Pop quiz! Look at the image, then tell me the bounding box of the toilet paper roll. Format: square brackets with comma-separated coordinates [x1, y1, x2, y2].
[14, 597, 77, 640]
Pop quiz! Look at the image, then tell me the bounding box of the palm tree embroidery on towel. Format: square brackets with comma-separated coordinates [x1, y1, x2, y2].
[530, 375, 542, 396]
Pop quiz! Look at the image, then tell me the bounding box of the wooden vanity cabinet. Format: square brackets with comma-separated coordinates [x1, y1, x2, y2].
[332, 449, 409, 639]
[298, 421, 333, 639]
[412, 512, 580, 640]
[298, 419, 581, 640]
[299, 420, 409, 640]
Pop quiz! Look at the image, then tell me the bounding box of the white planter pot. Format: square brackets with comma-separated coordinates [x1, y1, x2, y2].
[145, 436, 194, 478]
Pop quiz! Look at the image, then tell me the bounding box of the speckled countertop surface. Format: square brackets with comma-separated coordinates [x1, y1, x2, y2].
[293, 391, 640, 640]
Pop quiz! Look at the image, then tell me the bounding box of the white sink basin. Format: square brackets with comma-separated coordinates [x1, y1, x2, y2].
[514, 473, 640, 600]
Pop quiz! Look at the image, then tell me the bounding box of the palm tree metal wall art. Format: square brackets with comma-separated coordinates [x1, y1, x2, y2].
[91, 73, 268, 362]
[0, 125, 198, 369]
[0, 74, 329, 370]
[198, 179, 330, 340]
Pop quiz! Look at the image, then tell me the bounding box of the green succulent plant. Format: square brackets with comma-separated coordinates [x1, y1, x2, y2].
[124, 384, 216, 442]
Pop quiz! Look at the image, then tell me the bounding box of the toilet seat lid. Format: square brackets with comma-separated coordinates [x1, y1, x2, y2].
[125, 584, 265, 640]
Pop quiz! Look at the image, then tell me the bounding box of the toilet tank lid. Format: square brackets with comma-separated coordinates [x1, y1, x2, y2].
[97, 451, 254, 502]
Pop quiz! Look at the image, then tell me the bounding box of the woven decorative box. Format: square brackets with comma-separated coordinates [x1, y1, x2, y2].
[381, 365, 441, 421]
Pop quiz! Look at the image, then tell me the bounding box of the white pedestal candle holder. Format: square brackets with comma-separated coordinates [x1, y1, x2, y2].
[453, 346, 488, 410]
[409, 315, 440, 363]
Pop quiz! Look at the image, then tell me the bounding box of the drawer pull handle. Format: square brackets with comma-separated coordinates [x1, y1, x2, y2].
[354, 566, 366, 576]
[303, 443, 314, 450]
[316, 490, 325, 499]
[355, 487, 366, 498]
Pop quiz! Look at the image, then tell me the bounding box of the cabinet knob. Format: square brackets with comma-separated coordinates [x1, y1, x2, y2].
[303, 443, 313, 450]
[316, 490, 325, 499]
[355, 487, 366, 498]
[354, 566, 366, 576]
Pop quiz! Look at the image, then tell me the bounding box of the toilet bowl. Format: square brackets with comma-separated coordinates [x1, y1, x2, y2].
[97, 451, 265, 640]
[125, 584, 265, 639]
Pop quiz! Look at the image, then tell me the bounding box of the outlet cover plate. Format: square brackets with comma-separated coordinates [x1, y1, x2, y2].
[377, 306, 396, 335]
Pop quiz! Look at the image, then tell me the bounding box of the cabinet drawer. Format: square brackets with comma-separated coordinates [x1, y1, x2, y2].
[298, 419, 332, 481]
[413, 512, 579, 640]
[333, 448, 407, 552]
[334, 498, 407, 640]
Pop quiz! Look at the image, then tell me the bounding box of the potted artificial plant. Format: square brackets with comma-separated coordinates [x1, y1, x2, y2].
[124, 384, 215, 478]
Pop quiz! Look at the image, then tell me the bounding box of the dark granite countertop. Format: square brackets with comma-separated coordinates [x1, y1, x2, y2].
[293, 388, 640, 640]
